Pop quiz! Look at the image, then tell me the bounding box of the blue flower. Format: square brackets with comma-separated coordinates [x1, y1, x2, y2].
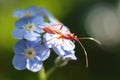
[12, 39, 50, 72]
[13, 6, 61, 24]
[12, 16, 44, 41]
[13, 6, 39, 18]
[44, 33, 77, 60]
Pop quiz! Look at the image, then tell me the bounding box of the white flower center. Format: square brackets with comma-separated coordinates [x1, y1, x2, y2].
[54, 34, 64, 44]
[24, 48, 35, 59]
[25, 24, 36, 31]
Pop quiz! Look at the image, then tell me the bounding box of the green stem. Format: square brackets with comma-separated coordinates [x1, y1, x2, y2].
[38, 67, 47, 80]
[46, 57, 68, 78]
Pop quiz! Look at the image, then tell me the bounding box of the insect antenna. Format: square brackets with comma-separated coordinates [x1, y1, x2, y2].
[76, 37, 101, 68]
[78, 37, 101, 45]
[76, 39, 88, 68]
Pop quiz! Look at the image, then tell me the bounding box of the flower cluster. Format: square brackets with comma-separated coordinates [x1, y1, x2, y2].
[12, 6, 77, 72]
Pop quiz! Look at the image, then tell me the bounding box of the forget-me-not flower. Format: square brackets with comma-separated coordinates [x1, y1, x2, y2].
[44, 33, 77, 60]
[12, 16, 45, 41]
[12, 39, 50, 72]
[13, 6, 54, 22]
[13, 6, 39, 18]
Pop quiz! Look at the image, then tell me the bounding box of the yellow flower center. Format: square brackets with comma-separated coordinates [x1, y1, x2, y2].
[24, 48, 35, 59]
[25, 24, 36, 31]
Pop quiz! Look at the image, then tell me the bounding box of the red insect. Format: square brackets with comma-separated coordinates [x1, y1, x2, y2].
[42, 24, 101, 68]
[43, 24, 63, 34]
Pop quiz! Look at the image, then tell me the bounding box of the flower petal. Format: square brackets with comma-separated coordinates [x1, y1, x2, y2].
[43, 33, 55, 48]
[14, 40, 27, 54]
[53, 45, 65, 56]
[13, 6, 39, 18]
[13, 9, 25, 18]
[62, 50, 77, 60]
[12, 28, 26, 39]
[62, 40, 75, 51]
[26, 57, 43, 72]
[12, 54, 26, 70]
[25, 6, 39, 16]
[25, 39, 41, 48]
[15, 17, 27, 28]
[24, 32, 40, 41]
[35, 44, 50, 61]
[31, 16, 44, 26]
[39, 8, 49, 16]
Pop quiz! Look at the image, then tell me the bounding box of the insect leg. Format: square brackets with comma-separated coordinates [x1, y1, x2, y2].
[59, 24, 64, 30]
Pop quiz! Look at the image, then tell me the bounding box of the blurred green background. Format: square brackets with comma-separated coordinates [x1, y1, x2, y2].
[0, 0, 120, 80]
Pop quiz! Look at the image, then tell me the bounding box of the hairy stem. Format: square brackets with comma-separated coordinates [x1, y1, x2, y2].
[38, 67, 47, 80]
